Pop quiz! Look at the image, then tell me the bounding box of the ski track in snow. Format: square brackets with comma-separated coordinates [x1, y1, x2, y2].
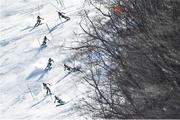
[0, 0, 91, 119]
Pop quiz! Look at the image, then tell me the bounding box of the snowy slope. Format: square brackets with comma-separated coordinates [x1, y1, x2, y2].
[0, 0, 90, 119]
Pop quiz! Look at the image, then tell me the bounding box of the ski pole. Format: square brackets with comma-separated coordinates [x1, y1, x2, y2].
[37, 38, 41, 46]
[56, 0, 59, 5]
[27, 84, 35, 100]
[45, 23, 54, 46]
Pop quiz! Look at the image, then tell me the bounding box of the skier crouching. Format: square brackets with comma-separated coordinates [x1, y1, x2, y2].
[64, 64, 72, 71]
[45, 58, 54, 70]
[41, 36, 50, 48]
[35, 16, 44, 27]
[58, 11, 70, 21]
[54, 95, 65, 106]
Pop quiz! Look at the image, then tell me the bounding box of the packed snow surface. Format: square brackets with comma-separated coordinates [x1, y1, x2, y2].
[0, 0, 90, 119]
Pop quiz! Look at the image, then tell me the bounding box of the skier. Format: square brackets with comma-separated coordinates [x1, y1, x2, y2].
[43, 83, 52, 95]
[64, 64, 72, 71]
[35, 16, 44, 27]
[48, 58, 54, 63]
[45, 58, 54, 70]
[41, 36, 49, 48]
[58, 11, 70, 21]
[72, 66, 81, 72]
[54, 95, 65, 106]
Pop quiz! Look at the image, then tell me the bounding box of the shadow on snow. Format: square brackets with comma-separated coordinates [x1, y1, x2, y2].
[26, 68, 48, 81]
[48, 20, 68, 33]
[30, 96, 48, 108]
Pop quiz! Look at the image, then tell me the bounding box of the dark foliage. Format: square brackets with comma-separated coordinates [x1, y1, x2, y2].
[75, 0, 180, 118]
